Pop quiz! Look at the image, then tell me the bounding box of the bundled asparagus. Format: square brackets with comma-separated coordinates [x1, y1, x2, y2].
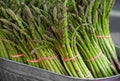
[45, 0, 118, 78]
[42, 0, 93, 78]
[0, 3, 67, 75]
[0, 0, 119, 79]
[91, 0, 120, 70]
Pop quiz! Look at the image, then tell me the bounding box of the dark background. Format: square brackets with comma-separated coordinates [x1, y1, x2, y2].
[110, 0, 120, 45]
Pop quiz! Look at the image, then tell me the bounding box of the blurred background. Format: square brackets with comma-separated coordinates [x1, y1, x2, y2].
[110, 0, 120, 46]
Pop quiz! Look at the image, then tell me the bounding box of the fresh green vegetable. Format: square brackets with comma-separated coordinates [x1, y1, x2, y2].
[0, 0, 119, 78]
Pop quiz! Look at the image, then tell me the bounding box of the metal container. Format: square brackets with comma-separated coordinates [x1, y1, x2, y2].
[0, 46, 120, 81]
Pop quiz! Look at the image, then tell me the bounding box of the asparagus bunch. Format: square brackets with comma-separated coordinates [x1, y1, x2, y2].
[0, 2, 67, 75]
[91, 0, 120, 70]
[39, 0, 118, 78]
[0, 0, 119, 79]
[67, 0, 119, 77]
[43, 0, 93, 78]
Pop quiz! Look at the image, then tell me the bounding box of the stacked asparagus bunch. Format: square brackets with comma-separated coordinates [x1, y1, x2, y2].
[0, 0, 68, 75]
[91, 0, 120, 70]
[0, 0, 119, 78]
[66, 0, 119, 77]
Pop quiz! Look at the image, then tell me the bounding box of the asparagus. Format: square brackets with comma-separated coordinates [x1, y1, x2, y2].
[65, 0, 119, 77]
[0, 0, 119, 78]
[0, 3, 68, 75]
[89, 0, 120, 70]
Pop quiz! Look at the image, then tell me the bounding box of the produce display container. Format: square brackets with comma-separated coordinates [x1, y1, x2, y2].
[0, 46, 120, 81]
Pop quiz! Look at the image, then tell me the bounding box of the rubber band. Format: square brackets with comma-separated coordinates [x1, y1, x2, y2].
[27, 59, 40, 63]
[96, 35, 111, 38]
[27, 55, 58, 63]
[63, 54, 79, 62]
[86, 52, 102, 62]
[11, 54, 24, 58]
